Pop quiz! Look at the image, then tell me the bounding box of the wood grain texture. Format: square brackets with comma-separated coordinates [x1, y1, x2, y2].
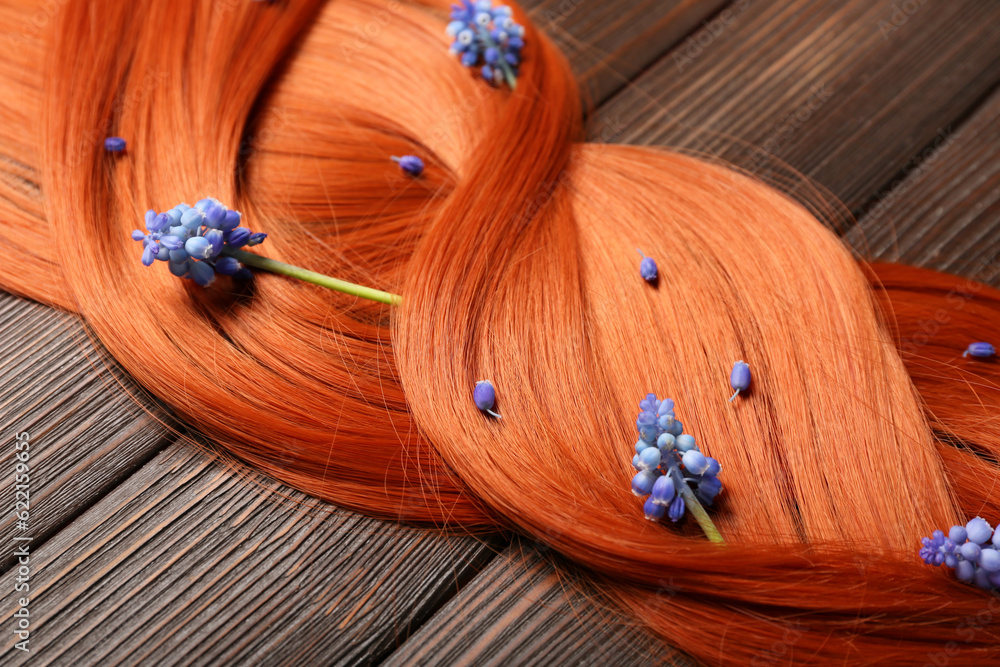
[0, 292, 172, 571]
[591, 0, 1000, 214]
[382, 541, 688, 667]
[853, 84, 1000, 283]
[0, 442, 496, 665]
[522, 0, 731, 104]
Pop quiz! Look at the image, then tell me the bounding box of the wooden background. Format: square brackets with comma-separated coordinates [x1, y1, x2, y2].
[2, 0, 1000, 664]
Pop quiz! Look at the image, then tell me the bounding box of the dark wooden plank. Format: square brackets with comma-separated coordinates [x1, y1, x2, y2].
[523, 0, 731, 104]
[388, 2, 1000, 664]
[0, 292, 172, 571]
[0, 443, 495, 665]
[591, 0, 1000, 215]
[852, 84, 1000, 283]
[381, 541, 686, 667]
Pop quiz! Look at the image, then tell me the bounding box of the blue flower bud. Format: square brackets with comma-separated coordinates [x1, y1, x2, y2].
[657, 399, 674, 416]
[637, 250, 657, 282]
[185, 236, 212, 259]
[167, 208, 183, 224]
[635, 439, 652, 455]
[697, 476, 722, 505]
[979, 548, 1000, 573]
[169, 248, 189, 262]
[141, 245, 156, 266]
[631, 470, 656, 496]
[730, 360, 751, 401]
[204, 229, 224, 257]
[974, 566, 994, 590]
[639, 393, 659, 412]
[473, 380, 498, 416]
[961, 542, 982, 562]
[667, 419, 683, 437]
[636, 412, 658, 442]
[195, 198, 219, 213]
[704, 457, 720, 476]
[967, 517, 993, 544]
[675, 434, 696, 452]
[204, 202, 227, 228]
[667, 494, 685, 522]
[651, 474, 675, 506]
[631, 454, 641, 471]
[394, 155, 424, 177]
[949, 525, 968, 543]
[656, 433, 675, 450]
[181, 208, 206, 230]
[643, 496, 667, 521]
[638, 447, 661, 471]
[188, 260, 215, 287]
[247, 232, 267, 246]
[682, 450, 709, 475]
[221, 210, 241, 231]
[227, 227, 251, 247]
[168, 260, 189, 277]
[131, 229, 145, 241]
[104, 136, 126, 152]
[215, 256, 242, 276]
[159, 235, 183, 251]
[963, 342, 996, 359]
[657, 413, 675, 430]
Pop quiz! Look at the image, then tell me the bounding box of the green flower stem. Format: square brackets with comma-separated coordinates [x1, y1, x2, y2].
[477, 27, 517, 90]
[222, 248, 401, 306]
[677, 481, 725, 544]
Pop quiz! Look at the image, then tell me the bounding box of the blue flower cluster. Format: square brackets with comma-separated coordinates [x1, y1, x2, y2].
[132, 199, 266, 287]
[446, 0, 524, 86]
[630, 394, 723, 522]
[920, 517, 1000, 589]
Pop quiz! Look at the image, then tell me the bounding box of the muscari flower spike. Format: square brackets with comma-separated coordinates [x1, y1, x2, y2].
[630, 393, 724, 543]
[132, 199, 262, 287]
[131, 198, 401, 305]
[446, 0, 524, 89]
[919, 517, 1000, 590]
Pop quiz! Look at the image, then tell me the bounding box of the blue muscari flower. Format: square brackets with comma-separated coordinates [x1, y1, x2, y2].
[667, 494, 685, 522]
[643, 496, 667, 521]
[963, 342, 996, 359]
[919, 518, 1000, 589]
[628, 393, 723, 522]
[636, 248, 657, 282]
[104, 137, 126, 152]
[730, 360, 751, 401]
[474, 380, 501, 418]
[131, 199, 267, 285]
[447, 0, 523, 88]
[392, 155, 424, 177]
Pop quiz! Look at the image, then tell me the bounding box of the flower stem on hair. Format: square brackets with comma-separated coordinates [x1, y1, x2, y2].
[677, 482, 724, 543]
[222, 248, 402, 305]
